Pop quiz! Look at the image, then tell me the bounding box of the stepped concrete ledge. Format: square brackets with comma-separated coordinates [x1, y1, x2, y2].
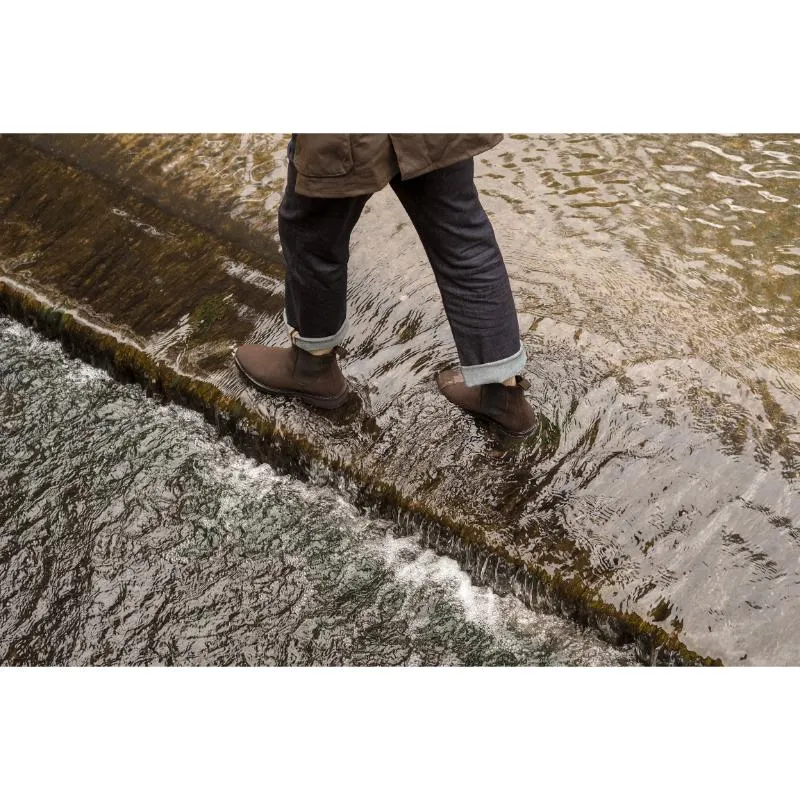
[10, 132, 787, 666]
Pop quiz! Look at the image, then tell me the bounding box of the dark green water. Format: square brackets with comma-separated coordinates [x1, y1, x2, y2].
[0, 318, 633, 665]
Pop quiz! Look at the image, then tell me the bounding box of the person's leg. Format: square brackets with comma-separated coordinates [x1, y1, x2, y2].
[389, 157, 525, 387]
[389, 158, 535, 437]
[234, 157, 370, 409]
[280, 159, 371, 352]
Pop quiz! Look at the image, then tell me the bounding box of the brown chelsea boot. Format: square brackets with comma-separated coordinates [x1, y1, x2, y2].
[436, 369, 537, 439]
[234, 343, 349, 409]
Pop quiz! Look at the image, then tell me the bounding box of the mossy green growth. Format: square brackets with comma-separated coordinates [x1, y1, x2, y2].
[188, 294, 234, 342]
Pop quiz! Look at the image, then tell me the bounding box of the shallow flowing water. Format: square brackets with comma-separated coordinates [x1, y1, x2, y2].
[1, 133, 798, 664]
[338, 134, 800, 663]
[0, 318, 634, 666]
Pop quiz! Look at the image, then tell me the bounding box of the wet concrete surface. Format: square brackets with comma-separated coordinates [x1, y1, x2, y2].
[2, 133, 799, 664]
[22, 134, 288, 257]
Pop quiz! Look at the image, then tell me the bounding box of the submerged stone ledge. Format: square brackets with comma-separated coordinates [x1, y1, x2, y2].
[0, 135, 722, 665]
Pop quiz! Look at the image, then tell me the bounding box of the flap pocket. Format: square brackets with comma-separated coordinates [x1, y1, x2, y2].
[293, 134, 353, 178]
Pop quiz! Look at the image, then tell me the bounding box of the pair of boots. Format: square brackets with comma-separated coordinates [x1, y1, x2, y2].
[234, 343, 537, 439]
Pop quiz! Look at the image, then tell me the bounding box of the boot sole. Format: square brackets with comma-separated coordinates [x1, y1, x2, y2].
[234, 355, 350, 410]
[477, 412, 537, 442]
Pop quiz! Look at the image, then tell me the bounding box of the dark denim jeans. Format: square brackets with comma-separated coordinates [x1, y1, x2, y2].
[279, 143, 525, 386]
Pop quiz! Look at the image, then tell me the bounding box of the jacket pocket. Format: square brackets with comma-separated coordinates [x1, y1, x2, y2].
[293, 134, 353, 177]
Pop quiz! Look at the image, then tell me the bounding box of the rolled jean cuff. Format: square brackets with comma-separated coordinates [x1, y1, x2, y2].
[284, 309, 349, 353]
[461, 342, 527, 387]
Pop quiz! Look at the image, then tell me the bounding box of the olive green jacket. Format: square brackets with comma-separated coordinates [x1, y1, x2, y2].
[291, 134, 503, 198]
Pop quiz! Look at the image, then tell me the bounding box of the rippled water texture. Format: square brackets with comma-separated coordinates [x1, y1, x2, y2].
[2, 134, 798, 664]
[0, 319, 633, 666]
[345, 135, 800, 663]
